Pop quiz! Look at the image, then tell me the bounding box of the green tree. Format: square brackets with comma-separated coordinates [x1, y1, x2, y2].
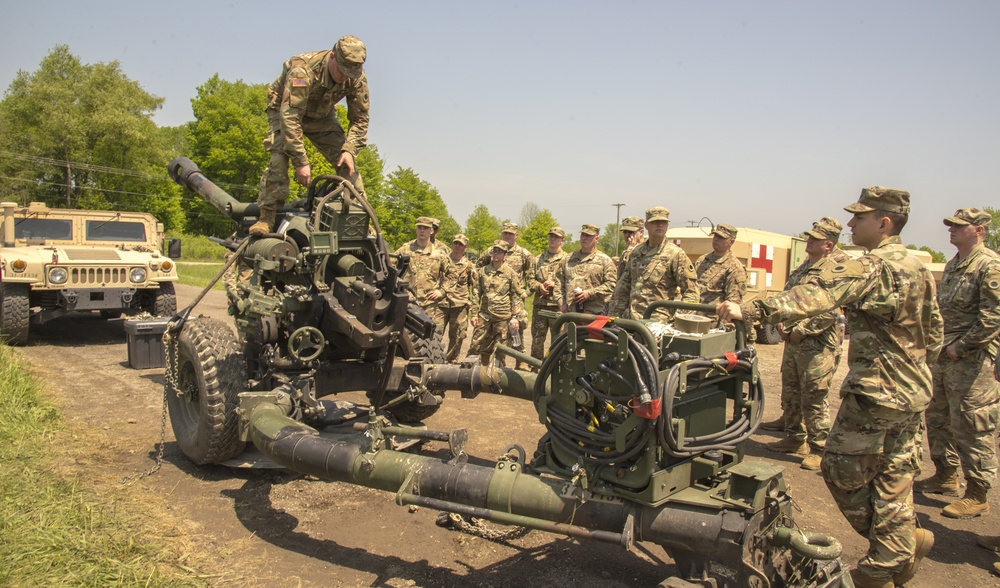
[598, 223, 623, 257]
[519, 208, 559, 255]
[376, 167, 455, 249]
[985, 207, 1000, 253]
[465, 205, 502, 256]
[906, 244, 946, 263]
[0, 45, 183, 229]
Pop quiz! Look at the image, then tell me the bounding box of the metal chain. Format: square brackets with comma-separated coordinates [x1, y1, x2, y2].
[436, 512, 532, 544]
[119, 330, 178, 484]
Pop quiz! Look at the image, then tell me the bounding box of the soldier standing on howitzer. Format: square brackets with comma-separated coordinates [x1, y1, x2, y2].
[440, 233, 474, 363]
[616, 216, 646, 276]
[393, 217, 447, 333]
[529, 227, 568, 362]
[916, 208, 1000, 524]
[718, 187, 943, 588]
[468, 240, 525, 366]
[250, 35, 369, 236]
[609, 207, 698, 322]
[476, 222, 534, 365]
[759, 217, 850, 472]
[554, 224, 617, 316]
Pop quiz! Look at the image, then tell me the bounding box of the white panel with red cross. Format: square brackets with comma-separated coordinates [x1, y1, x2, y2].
[750, 243, 774, 288]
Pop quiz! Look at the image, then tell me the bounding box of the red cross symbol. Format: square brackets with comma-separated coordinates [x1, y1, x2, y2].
[672, 239, 682, 246]
[750, 243, 774, 287]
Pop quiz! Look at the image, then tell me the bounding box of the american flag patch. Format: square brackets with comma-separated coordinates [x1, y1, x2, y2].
[291, 78, 308, 87]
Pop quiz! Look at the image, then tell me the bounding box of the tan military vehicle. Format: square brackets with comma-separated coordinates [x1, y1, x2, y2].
[0, 201, 179, 344]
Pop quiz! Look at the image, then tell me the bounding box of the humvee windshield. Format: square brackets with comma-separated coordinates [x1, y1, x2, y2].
[14, 218, 73, 240]
[86, 220, 147, 242]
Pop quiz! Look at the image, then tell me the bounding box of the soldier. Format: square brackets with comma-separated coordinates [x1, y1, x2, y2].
[440, 234, 474, 362]
[250, 35, 369, 236]
[718, 187, 942, 588]
[477, 222, 534, 365]
[695, 223, 747, 306]
[554, 224, 617, 315]
[609, 207, 698, 322]
[393, 217, 446, 333]
[616, 216, 646, 275]
[916, 208, 1000, 520]
[760, 217, 850, 471]
[468, 240, 525, 366]
[429, 218, 451, 256]
[529, 227, 569, 361]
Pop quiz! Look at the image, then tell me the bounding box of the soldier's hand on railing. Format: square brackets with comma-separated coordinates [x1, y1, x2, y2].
[717, 301, 743, 321]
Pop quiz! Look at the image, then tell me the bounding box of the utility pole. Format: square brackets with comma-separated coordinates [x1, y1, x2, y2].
[612, 203, 625, 256]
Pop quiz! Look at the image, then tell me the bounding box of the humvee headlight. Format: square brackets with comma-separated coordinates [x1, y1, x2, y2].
[11, 259, 27, 272]
[130, 267, 147, 283]
[160, 260, 173, 271]
[48, 267, 68, 284]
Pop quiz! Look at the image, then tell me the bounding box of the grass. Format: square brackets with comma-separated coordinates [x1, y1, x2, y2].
[175, 262, 227, 291]
[0, 345, 212, 587]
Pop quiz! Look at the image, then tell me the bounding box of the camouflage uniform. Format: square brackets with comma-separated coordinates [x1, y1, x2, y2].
[393, 239, 446, 333]
[610, 239, 698, 321]
[739, 188, 943, 581]
[476, 243, 535, 296]
[695, 250, 747, 306]
[469, 243, 525, 365]
[530, 240, 569, 361]
[554, 242, 617, 316]
[258, 37, 369, 213]
[616, 216, 645, 276]
[777, 246, 851, 451]
[926, 237, 1000, 495]
[441, 243, 474, 363]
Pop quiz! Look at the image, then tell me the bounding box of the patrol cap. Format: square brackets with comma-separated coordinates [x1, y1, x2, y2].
[646, 206, 670, 222]
[501, 222, 519, 234]
[943, 208, 992, 227]
[452, 233, 469, 246]
[429, 217, 441, 229]
[804, 216, 843, 241]
[710, 224, 737, 239]
[334, 35, 366, 78]
[490, 239, 511, 253]
[548, 226, 565, 238]
[580, 223, 600, 236]
[844, 186, 910, 215]
[621, 216, 644, 232]
[415, 216, 434, 228]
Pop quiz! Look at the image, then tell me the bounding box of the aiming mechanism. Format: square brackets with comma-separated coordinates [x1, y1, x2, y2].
[165, 157, 851, 587]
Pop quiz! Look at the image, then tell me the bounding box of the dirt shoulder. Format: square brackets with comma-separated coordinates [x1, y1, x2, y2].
[13, 284, 1000, 587]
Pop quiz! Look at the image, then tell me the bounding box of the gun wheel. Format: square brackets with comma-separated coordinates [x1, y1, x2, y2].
[369, 325, 447, 423]
[166, 317, 246, 464]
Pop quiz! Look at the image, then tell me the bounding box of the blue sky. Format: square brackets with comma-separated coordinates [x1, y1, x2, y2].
[2, 1, 997, 254]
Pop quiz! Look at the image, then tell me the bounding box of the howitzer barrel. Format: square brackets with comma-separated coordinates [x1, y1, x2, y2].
[167, 157, 258, 220]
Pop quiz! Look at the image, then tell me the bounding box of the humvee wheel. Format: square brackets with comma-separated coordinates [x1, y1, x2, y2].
[756, 323, 783, 345]
[369, 326, 448, 423]
[0, 282, 30, 345]
[166, 317, 245, 464]
[147, 282, 177, 317]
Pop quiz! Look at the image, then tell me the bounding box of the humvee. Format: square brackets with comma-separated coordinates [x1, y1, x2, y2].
[0, 201, 179, 344]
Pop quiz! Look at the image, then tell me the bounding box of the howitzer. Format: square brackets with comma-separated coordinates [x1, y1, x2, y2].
[156, 162, 852, 587]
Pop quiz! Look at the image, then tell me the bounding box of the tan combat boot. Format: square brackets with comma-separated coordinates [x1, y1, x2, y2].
[765, 436, 809, 455]
[942, 481, 990, 519]
[977, 534, 1000, 553]
[893, 527, 934, 586]
[849, 568, 893, 588]
[914, 462, 961, 496]
[248, 206, 277, 237]
[759, 417, 785, 432]
[800, 452, 822, 471]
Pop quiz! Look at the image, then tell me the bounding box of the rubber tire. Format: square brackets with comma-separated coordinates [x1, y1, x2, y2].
[166, 317, 246, 464]
[369, 326, 447, 423]
[147, 282, 177, 317]
[0, 282, 30, 345]
[756, 323, 783, 345]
